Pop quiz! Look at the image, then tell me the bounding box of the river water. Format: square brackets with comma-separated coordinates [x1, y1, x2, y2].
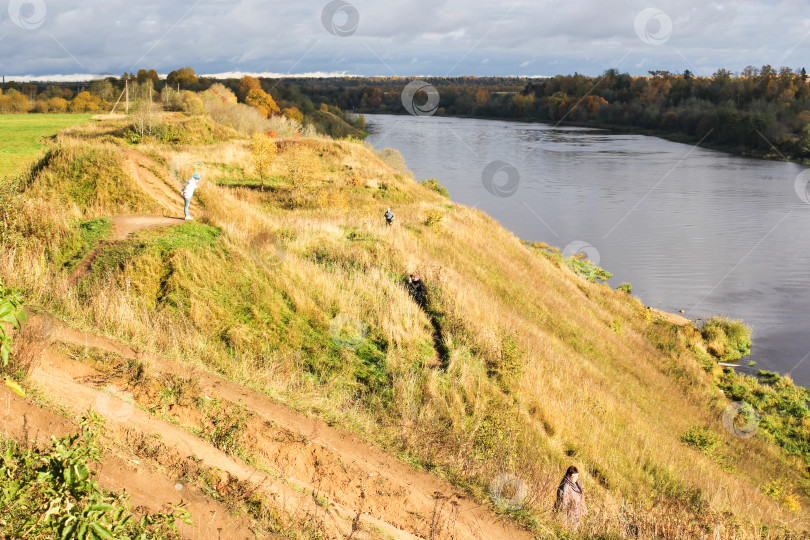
[365, 113, 810, 386]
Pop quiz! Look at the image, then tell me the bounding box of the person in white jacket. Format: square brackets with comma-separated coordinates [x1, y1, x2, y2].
[181, 173, 201, 220]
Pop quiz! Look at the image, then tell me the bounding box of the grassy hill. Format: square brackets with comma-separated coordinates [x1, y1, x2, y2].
[0, 111, 808, 539]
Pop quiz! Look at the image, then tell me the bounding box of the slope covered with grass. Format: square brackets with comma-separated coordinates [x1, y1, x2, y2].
[1, 112, 808, 539]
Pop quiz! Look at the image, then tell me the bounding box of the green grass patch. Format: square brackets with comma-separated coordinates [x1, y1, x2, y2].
[55, 217, 113, 272]
[0, 113, 93, 179]
[717, 369, 810, 464]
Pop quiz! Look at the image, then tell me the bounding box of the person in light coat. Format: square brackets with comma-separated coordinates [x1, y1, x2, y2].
[181, 173, 201, 220]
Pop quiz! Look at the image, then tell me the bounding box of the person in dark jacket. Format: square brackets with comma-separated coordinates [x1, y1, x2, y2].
[554, 465, 586, 530]
[408, 274, 427, 306]
[384, 207, 395, 226]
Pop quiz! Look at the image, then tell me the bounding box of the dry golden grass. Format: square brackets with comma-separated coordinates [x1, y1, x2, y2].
[1, 118, 808, 539]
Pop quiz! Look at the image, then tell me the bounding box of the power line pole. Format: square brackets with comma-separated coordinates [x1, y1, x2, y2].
[125, 79, 129, 114]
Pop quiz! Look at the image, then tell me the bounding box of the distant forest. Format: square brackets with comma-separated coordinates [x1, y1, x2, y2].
[7, 66, 810, 160]
[290, 67, 810, 162]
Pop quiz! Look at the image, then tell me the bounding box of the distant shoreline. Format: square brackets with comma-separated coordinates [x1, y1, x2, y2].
[362, 111, 810, 167]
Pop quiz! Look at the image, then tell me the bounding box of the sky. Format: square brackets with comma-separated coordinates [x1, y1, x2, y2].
[1, 0, 810, 81]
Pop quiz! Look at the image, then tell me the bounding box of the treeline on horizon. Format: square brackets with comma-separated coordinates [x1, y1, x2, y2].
[0, 67, 365, 138]
[290, 67, 810, 161]
[9, 66, 810, 159]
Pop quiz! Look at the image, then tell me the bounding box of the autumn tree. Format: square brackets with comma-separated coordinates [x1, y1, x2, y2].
[245, 88, 280, 118]
[238, 76, 263, 102]
[69, 91, 103, 112]
[282, 106, 303, 123]
[0, 90, 29, 113]
[90, 79, 115, 101]
[137, 69, 160, 84]
[250, 133, 277, 191]
[512, 93, 534, 116]
[167, 67, 198, 89]
[47, 97, 69, 113]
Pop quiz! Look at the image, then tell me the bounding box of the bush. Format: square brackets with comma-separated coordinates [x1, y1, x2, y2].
[282, 106, 304, 123]
[617, 282, 632, 294]
[564, 254, 612, 283]
[701, 316, 752, 362]
[423, 209, 444, 227]
[0, 413, 191, 537]
[182, 93, 205, 116]
[165, 90, 204, 116]
[419, 178, 450, 198]
[681, 426, 723, 455]
[716, 369, 810, 464]
[0, 282, 26, 368]
[69, 91, 104, 113]
[0, 92, 30, 113]
[47, 97, 69, 113]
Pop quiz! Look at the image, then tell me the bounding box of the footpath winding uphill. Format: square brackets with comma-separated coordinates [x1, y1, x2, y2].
[5, 149, 536, 539]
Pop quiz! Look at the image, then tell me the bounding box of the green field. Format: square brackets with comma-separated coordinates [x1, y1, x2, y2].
[0, 114, 94, 179]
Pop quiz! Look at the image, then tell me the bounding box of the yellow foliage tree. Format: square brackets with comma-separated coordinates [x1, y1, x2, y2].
[282, 106, 303, 123]
[250, 133, 277, 191]
[245, 88, 280, 119]
[0, 92, 29, 113]
[238, 76, 262, 101]
[69, 91, 103, 113]
[47, 97, 69, 113]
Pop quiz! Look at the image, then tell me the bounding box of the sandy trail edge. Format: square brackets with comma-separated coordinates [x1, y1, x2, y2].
[29, 347, 419, 539]
[0, 386, 256, 540]
[33, 317, 535, 540]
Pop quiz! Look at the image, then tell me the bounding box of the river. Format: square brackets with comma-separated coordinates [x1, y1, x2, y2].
[364, 113, 810, 386]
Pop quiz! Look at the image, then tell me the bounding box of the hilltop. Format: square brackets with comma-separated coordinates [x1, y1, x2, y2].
[0, 108, 808, 539]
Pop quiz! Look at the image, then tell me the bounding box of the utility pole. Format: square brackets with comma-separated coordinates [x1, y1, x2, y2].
[125, 79, 129, 114]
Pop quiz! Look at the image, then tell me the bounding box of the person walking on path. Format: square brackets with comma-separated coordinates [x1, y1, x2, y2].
[384, 207, 395, 226]
[554, 465, 587, 531]
[408, 274, 427, 307]
[181, 173, 201, 220]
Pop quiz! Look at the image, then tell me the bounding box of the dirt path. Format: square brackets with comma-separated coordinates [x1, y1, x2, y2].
[68, 148, 198, 286]
[122, 148, 189, 215]
[0, 386, 257, 539]
[67, 215, 185, 286]
[24, 316, 536, 540]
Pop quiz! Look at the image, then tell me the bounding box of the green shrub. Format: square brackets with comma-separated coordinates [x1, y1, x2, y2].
[701, 316, 752, 362]
[681, 426, 723, 455]
[419, 178, 450, 199]
[0, 282, 26, 368]
[566, 255, 612, 283]
[0, 413, 191, 538]
[617, 282, 632, 294]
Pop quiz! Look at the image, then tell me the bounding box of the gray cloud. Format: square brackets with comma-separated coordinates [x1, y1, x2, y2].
[1, 0, 809, 79]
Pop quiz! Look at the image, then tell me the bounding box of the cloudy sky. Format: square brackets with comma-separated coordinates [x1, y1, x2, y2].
[2, 0, 809, 80]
